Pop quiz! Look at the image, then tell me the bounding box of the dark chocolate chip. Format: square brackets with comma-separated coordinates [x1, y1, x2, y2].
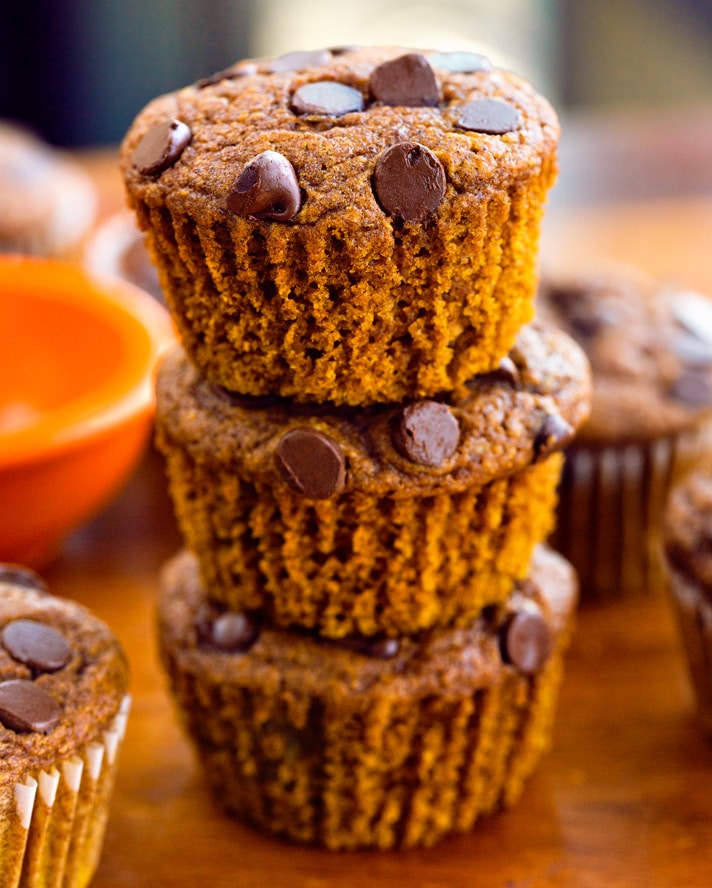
[195, 62, 257, 88]
[333, 635, 400, 658]
[392, 400, 460, 467]
[533, 414, 575, 461]
[1, 620, 72, 673]
[199, 611, 259, 653]
[499, 608, 552, 674]
[428, 51, 492, 73]
[0, 679, 61, 733]
[226, 151, 301, 222]
[470, 355, 521, 388]
[373, 142, 446, 223]
[265, 49, 332, 73]
[275, 427, 346, 499]
[131, 119, 192, 176]
[667, 371, 712, 407]
[291, 81, 364, 116]
[369, 53, 439, 107]
[0, 564, 48, 593]
[456, 98, 521, 134]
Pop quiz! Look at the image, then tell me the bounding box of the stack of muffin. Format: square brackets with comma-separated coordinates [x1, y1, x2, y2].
[120, 46, 591, 849]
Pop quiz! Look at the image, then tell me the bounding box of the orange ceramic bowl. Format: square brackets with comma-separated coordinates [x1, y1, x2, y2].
[0, 255, 175, 568]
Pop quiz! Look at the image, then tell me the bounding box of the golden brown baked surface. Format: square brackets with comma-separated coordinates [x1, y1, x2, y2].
[120, 46, 560, 404]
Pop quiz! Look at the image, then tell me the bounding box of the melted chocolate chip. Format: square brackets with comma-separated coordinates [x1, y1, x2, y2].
[131, 119, 192, 176]
[0, 679, 61, 733]
[373, 142, 446, 223]
[226, 151, 301, 222]
[456, 98, 521, 135]
[291, 81, 364, 116]
[499, 608, 552, 674]
[199, 611, 259, 653]
[265, 49, 332, 73]
[667, 371, 712, 407]
[0, 564, 48, 593]
[428, 51, 492, 73]
[533, 414, 575, 462]
[275, 427, 346, 499]
[1, 620, 72, 673]
[392, 401, 460, 467]
[369, 53, 439, 107]
[333, 635, 400, 658]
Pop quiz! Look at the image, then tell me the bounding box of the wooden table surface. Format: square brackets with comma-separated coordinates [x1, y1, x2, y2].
[44, 110, 712, 886]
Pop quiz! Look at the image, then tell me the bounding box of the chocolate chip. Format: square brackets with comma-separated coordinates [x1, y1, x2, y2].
[0, 564, 48, 593]
[1, 620, 72, 672]
[533, 414, 575, 461]
[456, 98, 521, 134]
[369, 53, 439, 107]
[275, 427, 346, 499]
[471, 355, 520, 388]
[265, 49, 332, 73]
[333, 635, 400, 658]
[195, 62, 257, 88]
[499, 608, 552, 674]
[428, 51, 492, 73]
[373, 142, 446, 223]
[392, 401, 460, 467]
[667, 371, 712, 406]
[671, 333, 712, 367]
[131, 119, 192, 176]
[227, 151, 301, 222]
[199, 611, 259, 653]
[291, 81, 364, 116]
[0, 679, 61, 733]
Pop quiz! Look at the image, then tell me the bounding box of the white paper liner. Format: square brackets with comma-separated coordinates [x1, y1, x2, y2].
[552, 424, 712, 599]
[1, 694, 131, 888]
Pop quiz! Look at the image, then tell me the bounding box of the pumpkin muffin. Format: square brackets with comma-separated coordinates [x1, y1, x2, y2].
[120, 45, 560, 405]
[154, 319, 590, 638]
[0, 566, 130, 888]
[538, 264, 712, 600]
[664, 462, 712, 739]
[157, 544, 577, 850]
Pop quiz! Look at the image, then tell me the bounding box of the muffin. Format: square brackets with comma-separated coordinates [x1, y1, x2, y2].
[664, 463, 712, 738]
[0, 121, 97, 260]
[0, 565, 130, 887]
[157, 543, 577, 850]
[154, 319, 590, 638]
[537, 265, 712, 600]
[120, 45, 560, 405]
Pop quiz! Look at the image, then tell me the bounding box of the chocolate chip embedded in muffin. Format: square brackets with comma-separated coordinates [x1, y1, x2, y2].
[291, 81, 364, 116]
[1, 619, 73, 672]
[499, 606, 552, 674]
[369, 52, 439, 106]
[131, 118, 192, 176]
[0, 679, 61, 733]
[428, 50, 492, 73]
[372, 142, 446, 223]
[392, 400, 460, 467]
[226, 151, 301, 221]
[533, 414, 575, 462]
[456, 98, 521, 135]
[275, 427, 346, 499]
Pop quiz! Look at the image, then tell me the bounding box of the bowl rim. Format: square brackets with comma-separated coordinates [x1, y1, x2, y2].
[0, 254, 175, 466]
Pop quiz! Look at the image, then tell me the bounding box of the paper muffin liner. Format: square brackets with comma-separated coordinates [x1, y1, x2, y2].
[550, 424, 712, 600]
[164, 451, 563, 637]
[665, 564, 712, 738]
[157, 547, 576, 850]
[132, 162, 553, 406]
[1, 695, 130, 888]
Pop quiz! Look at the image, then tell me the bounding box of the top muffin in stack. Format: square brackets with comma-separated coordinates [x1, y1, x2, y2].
[120, 46, 560, 406]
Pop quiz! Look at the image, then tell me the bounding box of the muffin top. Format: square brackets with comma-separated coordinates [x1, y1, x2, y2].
[158, 544, 576, 699]
[664, 463, 712, 593]
[155, 318, 591, 499]
[0, 567, 130, 786]
[120, 45, 559, 233]
[537, 265, 712, 443]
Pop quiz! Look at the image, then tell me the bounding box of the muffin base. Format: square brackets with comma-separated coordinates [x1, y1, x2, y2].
[157, 546, 577, 850]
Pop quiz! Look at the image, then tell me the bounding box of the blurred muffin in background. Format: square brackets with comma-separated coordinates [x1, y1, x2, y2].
[537, 264, 712, 601]
[664, 461, 712, 739]
[0, 121, 97, 259]
[84, 210, 164, 304]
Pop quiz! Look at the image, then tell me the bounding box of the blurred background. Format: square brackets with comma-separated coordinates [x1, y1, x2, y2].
[1, 0, 712, 149]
